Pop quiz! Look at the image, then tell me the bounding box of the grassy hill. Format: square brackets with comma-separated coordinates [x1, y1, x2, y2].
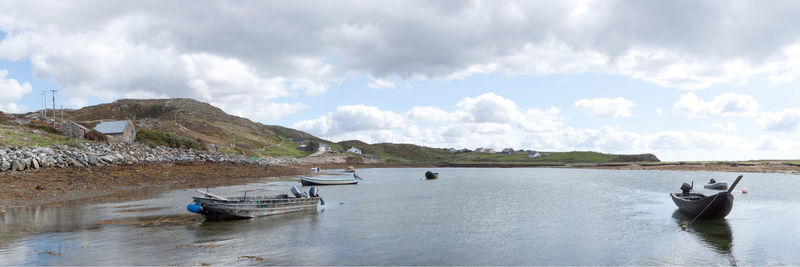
[6, 98, 334, 157]
[336, 140, 660, 165]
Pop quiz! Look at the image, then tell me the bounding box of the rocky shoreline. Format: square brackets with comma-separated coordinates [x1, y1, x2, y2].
[0, 143, 299, 173]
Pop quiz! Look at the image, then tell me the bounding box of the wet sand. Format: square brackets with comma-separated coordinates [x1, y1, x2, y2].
[0, 162, 311, 208]
[587, 162, 800, 175]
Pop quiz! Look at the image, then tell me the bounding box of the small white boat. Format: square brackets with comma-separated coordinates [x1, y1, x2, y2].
[703, 179, 728, 190]
[300, 176, 358, 186]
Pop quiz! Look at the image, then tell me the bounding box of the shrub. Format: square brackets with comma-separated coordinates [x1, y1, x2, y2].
[135, 129, 205, 150]
[25, 120, 60, 134]
[84, 130, 109, 141]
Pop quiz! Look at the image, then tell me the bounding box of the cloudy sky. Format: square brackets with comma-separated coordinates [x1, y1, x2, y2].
[1, 1, 800, 161]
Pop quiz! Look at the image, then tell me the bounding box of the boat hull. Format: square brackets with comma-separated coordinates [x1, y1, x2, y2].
[425, 171, 438, 179]
[703, 182, 728, 190]
[192, 196, 319, 220]
[300, 177, 358, 186]
[670, 192, 734, 219]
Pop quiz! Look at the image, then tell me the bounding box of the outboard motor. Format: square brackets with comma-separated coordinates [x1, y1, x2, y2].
[187, 203, 203, 214]
[680, 182, 693, 194]
[309, 186, 319, 197]
[709, 178, 716, 184]
[291, 185, 302, 198]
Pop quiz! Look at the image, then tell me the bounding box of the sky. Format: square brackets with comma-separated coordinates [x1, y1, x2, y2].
[1, 1, 799, 161]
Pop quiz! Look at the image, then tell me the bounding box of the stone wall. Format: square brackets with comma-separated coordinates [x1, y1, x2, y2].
[58, 122, 89, 139]
[0, 143, 299, 173]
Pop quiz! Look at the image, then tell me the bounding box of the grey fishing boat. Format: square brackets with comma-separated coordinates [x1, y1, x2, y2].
[187, 186, 323, 220]
[300, 175, 359, 186]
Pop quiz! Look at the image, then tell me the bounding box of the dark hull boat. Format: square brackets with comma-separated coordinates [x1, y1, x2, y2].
[703, 182, 728, 190]
[671, 175, 742, 219]
[425, 171, 438, 179]
[671, 192, 734, 219]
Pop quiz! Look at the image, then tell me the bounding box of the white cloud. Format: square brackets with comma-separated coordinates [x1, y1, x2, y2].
[574, 97, 636, 118]
[293, 104, 406, 136]
[406, 106, 458, 123]
[0, 69, 32, 100]
[2, 1, 800, 111]
[756, 135, 800, 150]
[674, 92, 759, 118]
[367, 78, 396, 89]
[758, 109, 800, 132]
[455, 92, 523, 123]
[0, 69, 32, 113]
[0, 102, 27, 113]
[709, 121, 737, 132]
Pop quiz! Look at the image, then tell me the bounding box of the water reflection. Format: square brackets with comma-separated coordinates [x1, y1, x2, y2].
[672, 210, 736, 264]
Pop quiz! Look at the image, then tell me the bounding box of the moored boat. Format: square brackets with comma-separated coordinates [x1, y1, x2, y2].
[425, 171, 438, 179]
[300, 176, 358, 186]
[187, 186, 322, 220]
[703, 181, 728, 190]
[671, 175, 742, 219]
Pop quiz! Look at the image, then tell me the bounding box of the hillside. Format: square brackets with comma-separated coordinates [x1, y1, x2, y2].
[336, 140, 660, 165]
[14, 98, 334, 158]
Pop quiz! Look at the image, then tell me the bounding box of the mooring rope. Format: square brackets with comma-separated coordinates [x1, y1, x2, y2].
[688, 193, 720, 225]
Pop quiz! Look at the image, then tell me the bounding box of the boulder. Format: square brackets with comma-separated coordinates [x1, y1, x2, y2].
[31, 158, 39, 169]
[11, 160, 23, 171]
[0, 160, 9, 171]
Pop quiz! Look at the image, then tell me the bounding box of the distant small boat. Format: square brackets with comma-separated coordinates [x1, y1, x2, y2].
[671, 175, 742, 219]
[425, 171, 438, 179]
[300, 176, 358, 186]
[703, 179, 728, 190]
[187, 187, 322, 220]
[344, 166, 356, 172]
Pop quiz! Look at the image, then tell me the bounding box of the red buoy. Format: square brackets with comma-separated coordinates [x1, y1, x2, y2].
[742, 188, 748, 194]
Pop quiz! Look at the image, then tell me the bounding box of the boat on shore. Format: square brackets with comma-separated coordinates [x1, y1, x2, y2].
[704, 178, 728, 190]
[300, 176, 358, 186]
[671, 175, 742, 219]
[425, 171, 438, 179]
[187, 187, 322, 220]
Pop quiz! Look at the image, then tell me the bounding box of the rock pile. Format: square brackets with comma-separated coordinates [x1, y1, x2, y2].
[0, 143, 298, 172]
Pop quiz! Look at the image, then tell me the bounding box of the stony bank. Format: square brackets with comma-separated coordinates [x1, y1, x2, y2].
[0, 143, 298, 173]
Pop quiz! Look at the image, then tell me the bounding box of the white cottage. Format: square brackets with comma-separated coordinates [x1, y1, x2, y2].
[347, 147, 362, 155]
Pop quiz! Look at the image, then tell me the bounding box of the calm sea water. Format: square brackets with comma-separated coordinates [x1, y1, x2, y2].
[1, 168, 799, 265]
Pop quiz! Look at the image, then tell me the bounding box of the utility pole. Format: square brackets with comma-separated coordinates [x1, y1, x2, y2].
[49, 89, 57, 121]
[40, 91, 46, 119]
[60, 105, 63, 122]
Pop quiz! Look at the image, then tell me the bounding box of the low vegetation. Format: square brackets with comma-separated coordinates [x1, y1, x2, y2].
[135, 129, 205, 150]
[0, 124, 89, 147]
[84, 129, 108, 142]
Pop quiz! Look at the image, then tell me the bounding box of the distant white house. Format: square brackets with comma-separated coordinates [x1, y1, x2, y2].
[318, 143, 331, 153]
[501, 148, 514, 154]
[347, 146, 362, 155]
[528, 152, 542, 158]
[475, 148, 496, 153]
